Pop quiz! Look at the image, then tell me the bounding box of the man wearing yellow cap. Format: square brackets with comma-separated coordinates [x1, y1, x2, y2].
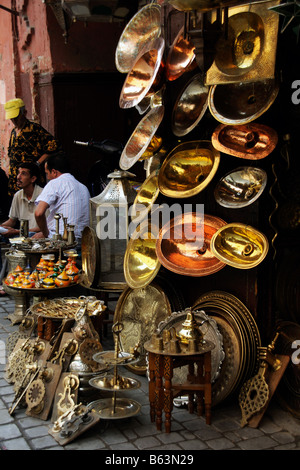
[4, 98, 61, 197]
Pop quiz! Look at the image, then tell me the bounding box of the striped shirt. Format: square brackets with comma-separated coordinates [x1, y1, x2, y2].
[35, 173, 90, 241]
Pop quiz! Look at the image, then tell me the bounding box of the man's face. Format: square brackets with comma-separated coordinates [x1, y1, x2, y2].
[17, 168, 35, 189]
[45, 164, 55, 181]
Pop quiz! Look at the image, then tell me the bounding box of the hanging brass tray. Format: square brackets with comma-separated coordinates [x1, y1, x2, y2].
[113, 282, 173, 375]
[158, 140, 220, 198]
[172, 73, 209, 137]
[115, 3, 162, 74]
[130, 171, 160, 223]
[156, 212, 227, 277]
[211, 222, 269, 269]
[211, 123, 278, 160]
[214, 167, 267, 209]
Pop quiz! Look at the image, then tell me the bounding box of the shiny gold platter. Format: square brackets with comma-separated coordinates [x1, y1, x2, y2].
[115, 3, 162, 74]
[158, 140, 220, 198]
[193, 290, 261, 405]
[81, 226, 100, 289]
[124, 219, 161, 290]
[211, 123, 278, 160]
[214, 167, 267, 209]
[130, 171, 160, 223]
[89, 397, 141, 420]
[211, 223, 269, 269]
[119, 37, 165, 109]
[119, 106, 165, 170]
[89, 373, 141, 391]
[208, 79, 279, 125]
[113, 282, 172, 375]
[156, 212, 227, 277]
[172, 73, 209, 137]
[166, 26, 196, 82]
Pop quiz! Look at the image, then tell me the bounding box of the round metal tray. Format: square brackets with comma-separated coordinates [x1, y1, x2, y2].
[93, 351, 140, 367]
[89, 398, 141, 420]
[89, 373, 141, 392]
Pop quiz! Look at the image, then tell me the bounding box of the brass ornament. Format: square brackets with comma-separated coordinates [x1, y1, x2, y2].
[156, 212, 227, 277]
[158, 140, 220, 198]
[211, 222, 269, 269]
[79, 338, 103, 372]
[25, 378, 46, 413]
[119, 105, 165, 170]
[211, 123, 278, 160]
[56, 374, 80, 418]
[214, 167, 267, 209]
[119, 37, 165, 109]
[115, 3, 161, 74]
[171, 73, 209, 137]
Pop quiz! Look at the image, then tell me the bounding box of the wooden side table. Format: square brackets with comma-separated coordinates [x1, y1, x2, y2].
[145, 341, 214, 433]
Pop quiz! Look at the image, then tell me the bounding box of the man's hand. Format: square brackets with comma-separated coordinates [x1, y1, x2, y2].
[0, 226, 19, 237]
[31, 231, 46, 239]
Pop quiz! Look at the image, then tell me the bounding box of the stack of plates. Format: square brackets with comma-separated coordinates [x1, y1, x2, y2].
[192, 290, 261, 406]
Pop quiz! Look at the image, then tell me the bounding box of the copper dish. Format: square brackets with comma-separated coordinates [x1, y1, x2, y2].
[212, 123, 278, 159]
[119, 105, 164, 170]
[166, 26, 196, 81]
[156, 212, 227, 276]
[172, 73, 209, 137]
[211, 222, 269, 269]
[115, 3, 162, 74]
[119, 37, 165, 109]
[208, 79, 279, 125]
[158, 140, 220, 198]
[214, 167, 267, 209]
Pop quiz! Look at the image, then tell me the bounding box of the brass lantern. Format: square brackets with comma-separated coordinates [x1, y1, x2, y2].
[88, 169, 136, 290]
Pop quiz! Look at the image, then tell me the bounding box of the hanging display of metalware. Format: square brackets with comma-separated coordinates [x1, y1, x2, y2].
[115, 2, 162, 74]
[87, 170, 137, 291]
[171, 73, 209, 137]
[214, 166, 267, 209]
[124, 218, 161, 290]
[166, 26, 196, 81]
[158, 140, 220, 198]
[156, 212, 227, 276]
[211, 122, 278, 159]
[192, 290, 261, 406]
[119, 37, 165, 109]
[205, 0, 280, 85]
[119, 105, 165, 170]
[211, 222, 269, 269]
[208, 78, 279, 125]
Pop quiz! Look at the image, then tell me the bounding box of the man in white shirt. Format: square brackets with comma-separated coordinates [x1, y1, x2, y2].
[0, 162, 42, 237]
[34, 151, 90, 242]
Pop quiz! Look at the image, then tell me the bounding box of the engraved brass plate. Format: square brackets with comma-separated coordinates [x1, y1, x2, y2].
[158, 140, 220, 198]
[211, 223, 269, 269]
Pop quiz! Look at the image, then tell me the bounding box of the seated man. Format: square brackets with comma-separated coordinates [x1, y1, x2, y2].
[0, 162, 43, 237]
[34, 151, 90, 243]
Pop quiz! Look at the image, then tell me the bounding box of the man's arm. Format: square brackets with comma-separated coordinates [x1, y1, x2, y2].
[0, 218, 19, 236]
[33, 201, 50, 238]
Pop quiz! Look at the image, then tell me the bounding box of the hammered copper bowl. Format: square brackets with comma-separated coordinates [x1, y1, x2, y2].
[214, 167, 267, 209]
[214, 12, 264, 77]
[156, 212, 227, 276]
[212, 123, 278, 160]
[119, 105, 165, 170]
[208, 79, 279, 125]
[115, 3, 162, 74]
[158, 140, 220, 198]
[166, 26, 195, 81]
[211, 223, 269, 269]
[172, 73, 209, 137]
[119, 37, 165, 110]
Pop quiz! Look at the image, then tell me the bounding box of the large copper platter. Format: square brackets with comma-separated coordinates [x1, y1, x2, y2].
[158, 140, 220, 198]
[81, 226, 100, 288]
[115, 3, 162, 74]
[172, 73, 209, 137]
[214, 167, 267, 209]
[212, 123, 278, 159]
[211, 222, 269, 269]
[124, 220, 161, 290]
[156, 212, 227, 276]
[208, 79, 279, 125]
[166, 26, 196, 82]
[119, 37, 165, 109]
[113, 282, 172, 374]
[119, 105, 164, 170]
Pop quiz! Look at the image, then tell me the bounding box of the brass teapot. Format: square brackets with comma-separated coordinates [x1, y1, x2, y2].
[176, 307, 208, 346]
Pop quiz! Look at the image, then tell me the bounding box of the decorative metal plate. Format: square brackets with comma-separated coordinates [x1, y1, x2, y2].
[89, 373, 141, 392]
[81, 226, 100, 288]
[89, 398, 141, 420]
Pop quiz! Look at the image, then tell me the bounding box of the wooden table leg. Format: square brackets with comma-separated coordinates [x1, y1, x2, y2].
[204, 351, 212, 425]
[163, 355, 173, 433]
[195, 356, 204, 417]
[154, 353, 164, 431]
[187, 362, 195, 414]
[148, 352, 156, 423]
